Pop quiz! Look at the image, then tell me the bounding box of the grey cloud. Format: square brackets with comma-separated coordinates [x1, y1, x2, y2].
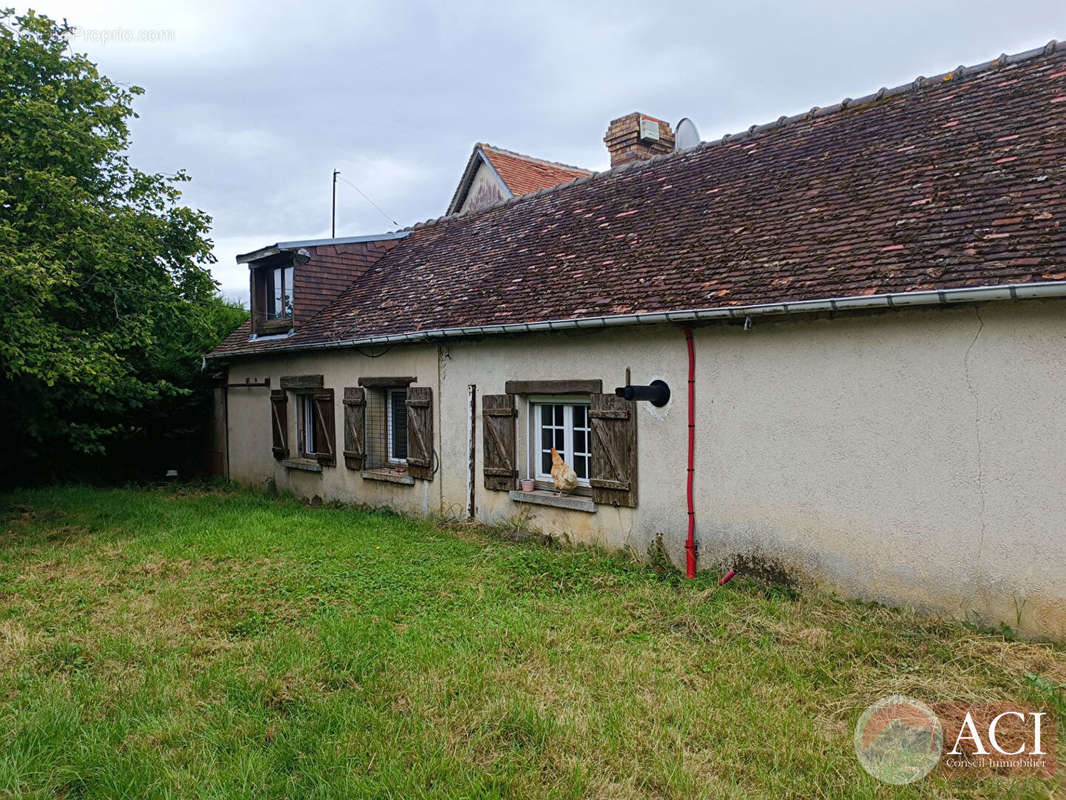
[31, 0, 1066, 300]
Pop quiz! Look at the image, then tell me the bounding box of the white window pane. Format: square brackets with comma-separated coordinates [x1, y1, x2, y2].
[272, 268, 283, 317]
[303, 396, 316, 454]
[541, 427, 553, 449]
[574, 454, 588, 479]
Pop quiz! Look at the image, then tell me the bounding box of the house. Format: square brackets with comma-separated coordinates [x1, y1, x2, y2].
[208, 41, 1066, 639]
[445, 143, 593, 215]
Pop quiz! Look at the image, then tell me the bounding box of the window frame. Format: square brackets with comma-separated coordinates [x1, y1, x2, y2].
[267, 265, 295, 321]
[250, 255, 296, 336]
[386, 388, 408, 464]
[527, 394, 591, 489]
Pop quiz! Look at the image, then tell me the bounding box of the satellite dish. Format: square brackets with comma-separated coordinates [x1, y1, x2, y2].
[674, 117, 701, 151]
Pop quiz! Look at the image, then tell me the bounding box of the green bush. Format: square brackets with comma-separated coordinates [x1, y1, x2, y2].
[0, 11, 246, 484]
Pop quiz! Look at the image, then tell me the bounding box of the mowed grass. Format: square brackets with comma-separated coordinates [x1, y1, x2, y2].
[0, 487, 1063, 799]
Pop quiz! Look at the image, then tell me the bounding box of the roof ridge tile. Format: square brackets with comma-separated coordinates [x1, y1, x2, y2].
[392, 39, 1059, 235]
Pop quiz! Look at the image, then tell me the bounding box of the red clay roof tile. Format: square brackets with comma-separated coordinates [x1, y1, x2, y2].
[478, 144, 592, 197]
[211, 42, 1066, 358]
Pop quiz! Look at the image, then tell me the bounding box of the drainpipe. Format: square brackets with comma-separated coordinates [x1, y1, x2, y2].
[684, 327, 697, 579]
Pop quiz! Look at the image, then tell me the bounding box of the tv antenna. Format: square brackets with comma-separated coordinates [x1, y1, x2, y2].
[331, 168, 340, 238]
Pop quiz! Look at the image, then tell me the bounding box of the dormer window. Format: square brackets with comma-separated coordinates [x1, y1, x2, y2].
[250, 255, 296, 336]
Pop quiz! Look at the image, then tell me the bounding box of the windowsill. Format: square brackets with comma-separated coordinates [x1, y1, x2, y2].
[509, 490, 596, 513]
[249, 328, 294, 341]
[281, 458, 322, 473]
[362, 469, 414, 486]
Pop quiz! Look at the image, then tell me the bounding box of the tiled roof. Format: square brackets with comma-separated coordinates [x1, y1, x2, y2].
[211, 41, 1065, 359]
[479, 144, 593, 197]
[445, 143, 592, 214]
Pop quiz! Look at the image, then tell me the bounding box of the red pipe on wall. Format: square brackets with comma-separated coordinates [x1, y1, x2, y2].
[684, 327, 697, 579]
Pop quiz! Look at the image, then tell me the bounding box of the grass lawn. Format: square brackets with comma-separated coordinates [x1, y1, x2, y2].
[0, 486, 1063, 799]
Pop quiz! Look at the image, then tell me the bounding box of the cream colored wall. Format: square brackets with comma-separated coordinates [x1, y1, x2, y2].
[223, 300, 1066, 638]
[686, 302, 1066, 639]
[439, 329, 684, 552]
[226, 346, 442, 516]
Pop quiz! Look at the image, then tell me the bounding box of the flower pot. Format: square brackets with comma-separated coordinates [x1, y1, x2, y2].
[520, 478, 535, 493]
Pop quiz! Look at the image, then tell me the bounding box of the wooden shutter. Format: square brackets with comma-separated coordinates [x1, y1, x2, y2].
[312, 388, 336, 467]
[270, 390, 288, 460]
[589, 393, 638, 507]
[342, 387, 366, 470]
[406, 386, 434, 480]
[482, 394, 517, 491]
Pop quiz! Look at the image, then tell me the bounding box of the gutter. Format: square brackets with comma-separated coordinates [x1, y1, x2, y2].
[206, 280, 1066, 360]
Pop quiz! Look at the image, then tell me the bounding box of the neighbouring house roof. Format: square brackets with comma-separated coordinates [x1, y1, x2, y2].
[446, 143, 593, 215]
[210, 41, 1065, 360]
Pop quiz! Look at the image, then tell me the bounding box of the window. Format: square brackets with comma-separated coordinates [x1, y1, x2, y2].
[277, 377, 335, 468]
[361, 384, 411, 471]
[268, 265, 294, 320]
[298, 393, 317, 457]
[387, 388, 408, 463]
[530, 397, 591, 487]
[251, 259, 295, 336]
[354, 381, 430, 480]
[489, 385, 637, 507]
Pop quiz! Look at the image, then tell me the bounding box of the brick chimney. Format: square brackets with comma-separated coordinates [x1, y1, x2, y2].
[604, 113, 675, 168]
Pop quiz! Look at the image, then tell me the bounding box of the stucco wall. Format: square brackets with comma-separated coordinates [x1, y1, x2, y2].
[223, 300, 1066, 638]
[439, 329, 682, 552]
[686, 302, 1066, 639]
[226, 345, 442, 516]
[458, 161, 507, 214]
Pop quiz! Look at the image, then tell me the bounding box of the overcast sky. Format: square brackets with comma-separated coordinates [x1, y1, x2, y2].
[24, 0, 1066, 303]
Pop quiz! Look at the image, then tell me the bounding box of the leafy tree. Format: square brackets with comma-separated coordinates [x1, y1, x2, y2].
[0, 10, 246, 483]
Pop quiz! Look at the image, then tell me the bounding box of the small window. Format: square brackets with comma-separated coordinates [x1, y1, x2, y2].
[252, 260, 295, 336]
[361, 385, 411, 470]
[298, 393, 317, 457]
[268, 265, 294, 320]
[387, 388, 408, 463]
[530, 397, 591, 486]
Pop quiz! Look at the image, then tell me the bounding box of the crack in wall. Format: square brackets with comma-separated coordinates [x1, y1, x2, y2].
[963, 306, 987, 567]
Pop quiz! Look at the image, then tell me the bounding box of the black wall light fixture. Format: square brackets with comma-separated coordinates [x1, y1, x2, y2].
[614, 379, 670, 407]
